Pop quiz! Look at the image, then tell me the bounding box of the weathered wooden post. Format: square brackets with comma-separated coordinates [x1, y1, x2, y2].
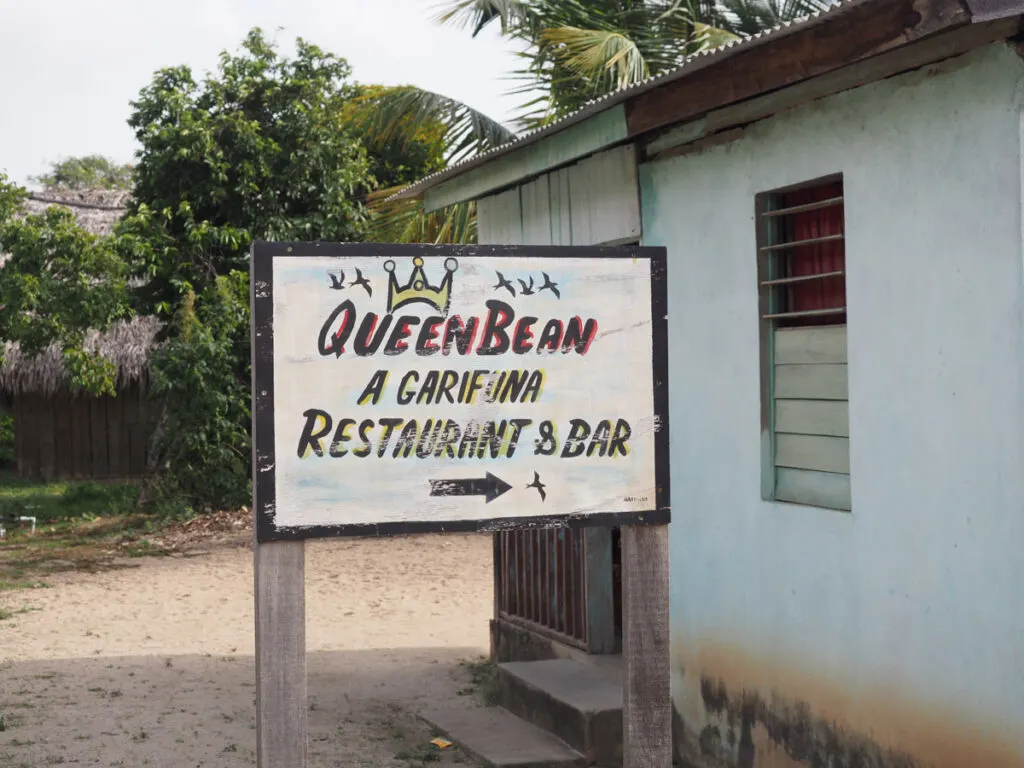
[622, 524, 671, 768]
[250, 241, 670, 768]
[254, 540, 306, 766]
[252, 248, 308, 766]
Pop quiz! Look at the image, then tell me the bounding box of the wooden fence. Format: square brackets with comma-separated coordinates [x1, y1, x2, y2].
[12, 385, 157, 481]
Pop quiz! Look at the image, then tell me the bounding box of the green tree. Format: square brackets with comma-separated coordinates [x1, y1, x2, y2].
[2, 30, 454, 511]
[346, 85, 483, 244]
[115, 28, 380, 508]
[346, 84, 448, 189]
[0, 174, 131, 397]
[32, 155, 134, 191]
[122, 27, 373, 319]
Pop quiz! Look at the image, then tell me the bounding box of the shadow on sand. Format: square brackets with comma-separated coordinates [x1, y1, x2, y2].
[0, 646, 488, 767]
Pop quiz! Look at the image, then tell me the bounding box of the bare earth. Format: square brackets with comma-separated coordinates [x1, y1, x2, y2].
[0, 531, 493, 767]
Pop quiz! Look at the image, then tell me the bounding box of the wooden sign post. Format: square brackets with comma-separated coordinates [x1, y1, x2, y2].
[250, 242, 670, 768]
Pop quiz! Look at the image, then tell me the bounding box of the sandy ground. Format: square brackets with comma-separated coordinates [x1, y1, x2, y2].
[0, 532, 494, 767]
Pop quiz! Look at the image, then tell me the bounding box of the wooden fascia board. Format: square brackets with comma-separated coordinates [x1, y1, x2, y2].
[966, 0, 1024, 20]
[624, 0, 974, 138]
[641, 17, 1024, 162]
[423, 105, 629, 212]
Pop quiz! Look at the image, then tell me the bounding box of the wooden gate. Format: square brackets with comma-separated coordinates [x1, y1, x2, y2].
[495, 527, 619, 653]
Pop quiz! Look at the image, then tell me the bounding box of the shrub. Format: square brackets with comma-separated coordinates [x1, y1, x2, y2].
[0, 409, 13, 469]
[149, 272, 251, 512]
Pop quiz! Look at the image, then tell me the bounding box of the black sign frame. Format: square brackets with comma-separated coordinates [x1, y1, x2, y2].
[251, 241, 670, 542]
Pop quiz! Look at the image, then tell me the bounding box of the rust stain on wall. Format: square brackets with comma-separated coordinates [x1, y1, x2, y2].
[671, 638, 1023, 768]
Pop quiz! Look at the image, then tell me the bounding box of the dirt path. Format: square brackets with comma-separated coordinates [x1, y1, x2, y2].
[0, 532, 493, 767]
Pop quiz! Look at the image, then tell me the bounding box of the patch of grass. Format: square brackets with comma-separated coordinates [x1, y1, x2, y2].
[0, 471, 188, 585]
[0, 473, 139, 523]
[123, 539, 169, 558]
[0, 580, 49, 592]
[395, 747, 441, 763]
[0, 606, 35, 622]
[459, 657, 500, 707]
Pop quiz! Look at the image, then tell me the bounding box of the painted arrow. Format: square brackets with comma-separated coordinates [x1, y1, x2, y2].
[428, 472, 513, 504]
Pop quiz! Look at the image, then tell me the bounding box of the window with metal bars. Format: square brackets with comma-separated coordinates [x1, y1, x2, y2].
[757, 176, 851, 512]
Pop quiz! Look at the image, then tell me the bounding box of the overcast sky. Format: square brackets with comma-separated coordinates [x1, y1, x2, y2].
[0, 0, 527, 187]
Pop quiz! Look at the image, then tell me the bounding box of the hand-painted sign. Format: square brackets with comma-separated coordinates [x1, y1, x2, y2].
[251, 242, 669, 541]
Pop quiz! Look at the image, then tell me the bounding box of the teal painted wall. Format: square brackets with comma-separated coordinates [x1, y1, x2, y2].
[640, 43, 1024, 767]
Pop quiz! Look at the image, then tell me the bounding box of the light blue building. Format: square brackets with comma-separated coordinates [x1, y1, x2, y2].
[401, 1, 1024, 765]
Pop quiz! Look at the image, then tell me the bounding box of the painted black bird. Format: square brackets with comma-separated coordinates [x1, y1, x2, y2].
[538, 272, 560, 299]
[526, 471, 547, 502]
[517, 276, 536, 295]
[350, 268, 372, 297]
[493, 271, 516, 296]
[328, 271, 346, 290]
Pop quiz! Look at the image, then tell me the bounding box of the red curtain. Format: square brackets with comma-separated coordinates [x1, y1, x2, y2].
[778, 181, 845, 327]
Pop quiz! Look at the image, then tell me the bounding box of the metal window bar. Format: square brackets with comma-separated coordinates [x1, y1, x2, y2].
[759, 233, 845, 253]
[760, 269, 845, 287]
[762, 307, 847, 321]
[760, 201, 845, 322]
[760, 195, 844, 218]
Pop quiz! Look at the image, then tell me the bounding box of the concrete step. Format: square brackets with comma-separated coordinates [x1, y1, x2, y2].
[420, 704, 585, 768]
[497, 659, 622, 767]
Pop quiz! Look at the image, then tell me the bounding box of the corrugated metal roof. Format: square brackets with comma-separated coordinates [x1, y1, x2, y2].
[391, 0, 866, 201]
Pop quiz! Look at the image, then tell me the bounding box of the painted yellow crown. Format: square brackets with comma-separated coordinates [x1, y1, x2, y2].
[384, 256, 458, 315]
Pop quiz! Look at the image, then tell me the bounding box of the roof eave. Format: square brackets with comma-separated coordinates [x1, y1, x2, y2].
[395, 0, 1019, 207]
[390, 0, 864, 204]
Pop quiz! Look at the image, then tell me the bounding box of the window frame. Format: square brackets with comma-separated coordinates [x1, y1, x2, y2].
[756, 173, 850, 511]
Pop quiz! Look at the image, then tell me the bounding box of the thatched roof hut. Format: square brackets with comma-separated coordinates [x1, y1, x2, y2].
[22, 188, 130, 233]
[0, 315, 163, 397]
[1, 190, 162, 480]
[0, 188, 159, 395]
[0, 188, 129, 267]
[0, 313, 163, 480]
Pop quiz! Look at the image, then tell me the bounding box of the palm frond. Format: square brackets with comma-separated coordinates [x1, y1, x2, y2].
[539, 27, 650, 91]
[348, 86, 516, 165]
[716, 0, 834, 35]
[692, 21, 742, 48]
[365, 185, 476, 245]
[433, 0, 532, 36]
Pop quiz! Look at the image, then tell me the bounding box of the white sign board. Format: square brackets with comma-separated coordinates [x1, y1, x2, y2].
[251, 243, 668, 540]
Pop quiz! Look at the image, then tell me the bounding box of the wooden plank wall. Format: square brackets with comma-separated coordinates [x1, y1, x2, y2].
[479, 145, 642, 250]
[12, 385, 157, 481]
[567, 145, 641, 246]
[772, 325, 851, 510]
[476, 187, 523, 246]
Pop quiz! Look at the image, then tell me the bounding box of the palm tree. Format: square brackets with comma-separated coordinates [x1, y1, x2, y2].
[357, 0, 834, 243]
[349, 86, 517, 244]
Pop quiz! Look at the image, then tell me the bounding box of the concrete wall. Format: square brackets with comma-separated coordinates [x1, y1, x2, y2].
[639, 43, 1024, 767]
